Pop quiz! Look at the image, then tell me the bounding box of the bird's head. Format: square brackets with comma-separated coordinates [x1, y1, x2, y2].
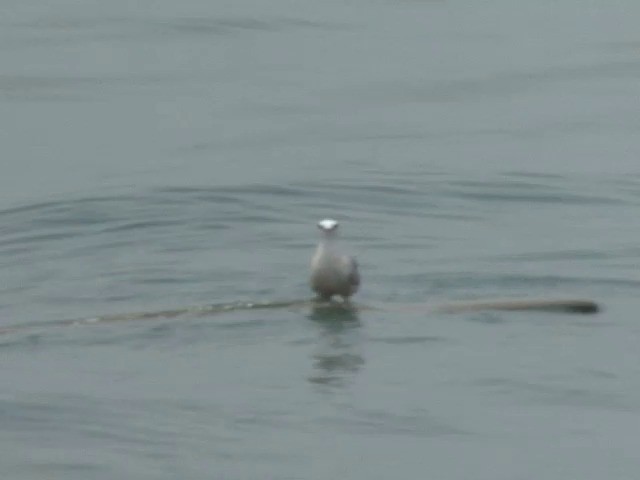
[317, 218, 339, 236]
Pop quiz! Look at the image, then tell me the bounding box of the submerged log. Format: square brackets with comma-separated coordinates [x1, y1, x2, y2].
[434, 298, 599, 315]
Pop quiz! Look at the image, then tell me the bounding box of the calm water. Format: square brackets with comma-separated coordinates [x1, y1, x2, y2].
[2, 0, 640, 478]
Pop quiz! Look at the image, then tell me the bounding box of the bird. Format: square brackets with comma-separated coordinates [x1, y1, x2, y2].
[310, 219, 360, 301]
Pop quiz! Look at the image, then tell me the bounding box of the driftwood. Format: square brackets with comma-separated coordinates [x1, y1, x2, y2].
[433, 298, 599, 315]
[0, 297, 601, 337]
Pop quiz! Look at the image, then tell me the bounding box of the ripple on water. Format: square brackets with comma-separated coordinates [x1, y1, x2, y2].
[318, 407, 468, 437]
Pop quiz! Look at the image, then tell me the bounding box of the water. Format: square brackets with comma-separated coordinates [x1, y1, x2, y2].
[2, 0, 640, 478]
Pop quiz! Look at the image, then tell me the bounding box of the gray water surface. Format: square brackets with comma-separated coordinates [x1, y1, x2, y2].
[2, 0, 640, 478]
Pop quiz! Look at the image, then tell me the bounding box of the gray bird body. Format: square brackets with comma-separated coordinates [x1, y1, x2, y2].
[310, 219, 360, 301]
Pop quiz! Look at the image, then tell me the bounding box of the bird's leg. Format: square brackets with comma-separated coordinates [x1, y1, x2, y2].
[340, 296, 354, 306]
[314, 294, 333, 303]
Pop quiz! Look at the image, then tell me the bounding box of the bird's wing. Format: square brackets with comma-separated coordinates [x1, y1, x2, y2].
[345, 256, 360, 287]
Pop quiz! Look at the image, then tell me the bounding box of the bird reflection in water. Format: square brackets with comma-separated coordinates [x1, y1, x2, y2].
[307, 301, 365, 388]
